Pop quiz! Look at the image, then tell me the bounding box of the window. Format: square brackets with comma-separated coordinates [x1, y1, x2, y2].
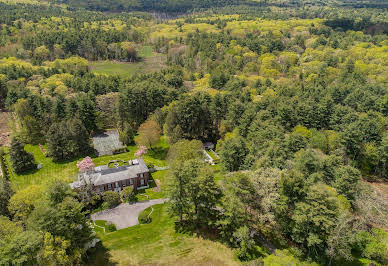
[108, 183, 111, 189]
[130, 179, 133, 185]
[140, 179, 145, 186]
[140, 173, 144, 178]
[115, 182, 119, 188]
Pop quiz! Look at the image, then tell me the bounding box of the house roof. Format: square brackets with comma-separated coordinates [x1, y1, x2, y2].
[75, 158, 149, 187]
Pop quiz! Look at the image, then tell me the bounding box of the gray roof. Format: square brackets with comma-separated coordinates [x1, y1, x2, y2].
[76, 158, 149, 187]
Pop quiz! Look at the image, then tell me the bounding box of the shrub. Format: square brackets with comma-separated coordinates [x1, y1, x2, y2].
[102, 191, 120, 209]
[138, 207, 152, 224]
[355, 229, 388, 263]
[113, 147, 127, 155]
[106, 222, 117, 232]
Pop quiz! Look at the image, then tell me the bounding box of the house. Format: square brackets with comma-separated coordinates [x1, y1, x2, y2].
[70, 158, 150, 193]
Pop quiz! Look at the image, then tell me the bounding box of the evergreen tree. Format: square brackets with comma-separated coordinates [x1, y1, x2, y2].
[9, 137, 36, 174]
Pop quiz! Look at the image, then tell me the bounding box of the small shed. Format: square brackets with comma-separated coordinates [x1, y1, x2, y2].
[203, 142, 214, 150]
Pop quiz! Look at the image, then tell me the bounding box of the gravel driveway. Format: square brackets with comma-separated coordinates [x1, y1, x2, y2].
[91, 199, 168, 229]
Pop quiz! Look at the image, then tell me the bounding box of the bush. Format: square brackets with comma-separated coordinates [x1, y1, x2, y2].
[138, 207, 152, 224]
[113, 147, 127, 155]
[120, 186, 136, 203]
[102, 191, 120, 209]
[106, 222, 117, 232]
[355, 229, 388, 263]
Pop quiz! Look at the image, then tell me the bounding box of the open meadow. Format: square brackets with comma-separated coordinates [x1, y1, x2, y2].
[89, 46, 166, 77]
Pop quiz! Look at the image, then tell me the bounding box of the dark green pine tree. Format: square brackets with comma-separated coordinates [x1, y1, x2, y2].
[77, 95, 97, 133]
[53, 94, 67, 121]
[9, 137, 36, 174]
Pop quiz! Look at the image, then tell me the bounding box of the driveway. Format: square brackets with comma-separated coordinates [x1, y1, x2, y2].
[91, 199, 168, 229]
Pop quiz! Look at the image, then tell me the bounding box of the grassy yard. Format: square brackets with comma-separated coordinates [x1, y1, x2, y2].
[89, 46, 165, 77]
[87, 204, 239, 266]
[6, 137, 169, 191]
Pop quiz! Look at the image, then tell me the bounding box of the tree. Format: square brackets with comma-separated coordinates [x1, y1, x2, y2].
[119, 122, 135, 146]
[46, 119, 90, 161]
[233, 226, 255, 260]
[103, 191, 120, 209]
[189, 169, 222, 226]
[77, 94, 97, 133]
[290, 183, 341, 255]
[76, 157, 95, 173]
[219, 136, 247, 172]
[9, 136, 36, 174]
[55, 197, 92, 252]
[168, 159, 221, 227]
[333, 166, 361, 202]
[167, 139, 203, 164]
[47, 180, 75, 206]
[0, 177, 13, 217]
[134, 145, 147, 158]
[167, 160, 195, 222]
[249, 168, 281, 229]
[0, 74, 7, 108]
[120, 186, 136, 203]
[37, 232, 71, 266]
[0, 230, 43, 265]
[219, 172, 255, 242]
[136, 120, 161, 150]
[53, 94, 67, 121]
[33, 45, 50, 65]
[8, 185, 43, 222]
[355, 228, 388, 263]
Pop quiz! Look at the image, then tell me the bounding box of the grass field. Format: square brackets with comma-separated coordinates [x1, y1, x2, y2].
[87, 204, 240, 266]
[6, 136, 170, 191]
[89, 46, 166, 77]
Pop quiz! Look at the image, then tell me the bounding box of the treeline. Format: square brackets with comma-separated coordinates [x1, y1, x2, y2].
[51, 0, 259, 13]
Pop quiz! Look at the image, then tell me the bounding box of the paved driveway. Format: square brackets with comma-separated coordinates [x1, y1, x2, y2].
[91, 199, 168, 229]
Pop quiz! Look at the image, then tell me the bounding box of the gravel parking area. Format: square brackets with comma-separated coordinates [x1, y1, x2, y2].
[91, 199, 167, 229]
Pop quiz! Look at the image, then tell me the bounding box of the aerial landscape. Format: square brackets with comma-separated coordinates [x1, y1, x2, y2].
[0, 0, 387, 265]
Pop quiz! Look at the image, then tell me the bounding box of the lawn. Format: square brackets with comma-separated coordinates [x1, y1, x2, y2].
[89, 46, 165, 77]
[87, 203, 239, 266]
[6, 137, 170, 191]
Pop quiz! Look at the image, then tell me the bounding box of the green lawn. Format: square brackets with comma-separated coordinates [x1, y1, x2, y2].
[89, 46, 165, 77]
[87, 204, 239, 266]
[6, 137, 169, 191]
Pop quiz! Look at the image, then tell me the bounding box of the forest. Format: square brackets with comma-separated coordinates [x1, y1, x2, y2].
[0, 0, 387, 265]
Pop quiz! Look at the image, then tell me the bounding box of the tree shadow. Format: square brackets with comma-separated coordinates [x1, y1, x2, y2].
[147, 146, 168, 161]
[174, 220, 220, 241]
[85, 242, 117, 266]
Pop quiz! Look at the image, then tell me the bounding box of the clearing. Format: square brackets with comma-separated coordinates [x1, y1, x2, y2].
[87, 204, 239, 266]
[89, 46, 166, 77]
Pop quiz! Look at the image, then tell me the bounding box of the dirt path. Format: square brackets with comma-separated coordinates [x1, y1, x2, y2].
[91, 198, 168, 230]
